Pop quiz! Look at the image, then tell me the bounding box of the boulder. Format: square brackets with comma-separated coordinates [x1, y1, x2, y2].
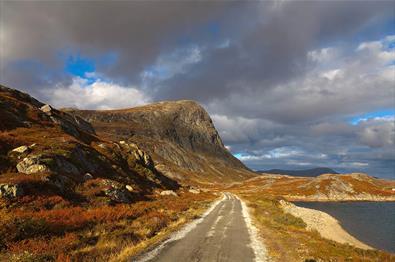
[0, 184, 24, 199]
[16, 155, 51, 174]
[40, 104, 53, 115]
[11, 145, 30, 154]
[16, 154, 80, 175]
[160, 190, 178, 197]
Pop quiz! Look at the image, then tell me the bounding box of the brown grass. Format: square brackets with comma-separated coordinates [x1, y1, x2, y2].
[0, 192, 216, 262]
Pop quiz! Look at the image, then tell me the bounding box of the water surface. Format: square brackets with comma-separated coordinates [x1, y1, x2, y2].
[294, 201, 395, 253]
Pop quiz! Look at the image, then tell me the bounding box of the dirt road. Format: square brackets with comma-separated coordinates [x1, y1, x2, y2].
[138, 192, 267, 262]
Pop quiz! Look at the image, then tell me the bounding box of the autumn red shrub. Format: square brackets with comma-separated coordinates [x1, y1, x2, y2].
[8, 233, 77, 255]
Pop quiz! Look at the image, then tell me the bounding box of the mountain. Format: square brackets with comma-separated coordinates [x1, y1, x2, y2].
[66, 101, 255, 183]
[0, 85, 180, 203]
[259, 167, 338, 177]
[0, 85, 253, 204]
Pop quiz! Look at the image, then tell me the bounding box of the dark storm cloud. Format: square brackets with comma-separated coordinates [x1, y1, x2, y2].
[155, 1, 393, 103]
[1, 0, 243, 90]
[1, 1, 394, 177]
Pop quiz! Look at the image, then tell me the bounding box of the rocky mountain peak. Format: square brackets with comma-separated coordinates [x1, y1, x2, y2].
[68, 99, 250, 181]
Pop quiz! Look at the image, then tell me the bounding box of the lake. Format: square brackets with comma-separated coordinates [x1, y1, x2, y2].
[294, 201, 395, 253]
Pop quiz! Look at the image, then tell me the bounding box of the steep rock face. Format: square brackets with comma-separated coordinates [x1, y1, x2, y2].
[69, 101, 228, 158]
[68, 100, 252, 182]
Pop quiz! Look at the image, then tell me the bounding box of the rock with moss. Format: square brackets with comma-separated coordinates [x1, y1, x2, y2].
[104, 187, 132, 203]
[11, 145, 30, 154]
[16, 155, 52, 174]
[16, 154, 80, 176]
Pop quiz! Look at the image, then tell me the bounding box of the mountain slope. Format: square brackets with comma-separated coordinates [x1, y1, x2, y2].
[259, 167, 338, 177]
[0, 85, 179, 203]
[66, 101, 255, 183]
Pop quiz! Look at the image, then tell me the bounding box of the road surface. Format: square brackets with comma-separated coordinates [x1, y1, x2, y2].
[138, 193, 267, 262]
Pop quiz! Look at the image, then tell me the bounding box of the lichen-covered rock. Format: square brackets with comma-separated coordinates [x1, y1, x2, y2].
[0, 184, 24, 198]
[11, 145, 30, 154]
[160, 190, 178, 197]
[104, 187, 132, 203]
[121, 142, 154, 168]
[16, 155, 52, 174]
[16, 154, 79, 175]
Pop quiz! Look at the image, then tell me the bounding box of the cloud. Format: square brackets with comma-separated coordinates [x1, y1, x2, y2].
[358, 118, 395, 148]
[46, 77, 149, 110]
[1, 1, 394, 178]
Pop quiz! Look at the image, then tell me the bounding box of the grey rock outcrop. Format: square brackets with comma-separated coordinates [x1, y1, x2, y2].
[40, 104, 96, 137]
[17, 155, 52, 174]
[0, 184, 24, 198]
[104, 187, 132, 203]
[16, 154, 79, 175]
[121, 142, 154, 168]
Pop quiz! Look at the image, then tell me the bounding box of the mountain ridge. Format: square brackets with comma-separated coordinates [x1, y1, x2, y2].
[66, 100, 254, 183]
[258, 167, 338, 177]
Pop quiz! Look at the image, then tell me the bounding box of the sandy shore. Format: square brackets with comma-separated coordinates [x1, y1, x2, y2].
[279, 200, 372, 250]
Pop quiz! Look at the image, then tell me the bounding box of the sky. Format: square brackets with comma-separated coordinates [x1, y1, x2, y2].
[1, 1, 394, 179]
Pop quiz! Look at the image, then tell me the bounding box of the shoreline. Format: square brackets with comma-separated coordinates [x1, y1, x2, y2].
[283, 196, 395, 202]
[287, 198, 395, 202]
[279, 200, 373, 250]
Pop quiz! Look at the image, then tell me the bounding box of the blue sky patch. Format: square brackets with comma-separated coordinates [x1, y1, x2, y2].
[62, 51, 118, 84]
[65, 54, 95, 78]
[350, 109, 395, 125]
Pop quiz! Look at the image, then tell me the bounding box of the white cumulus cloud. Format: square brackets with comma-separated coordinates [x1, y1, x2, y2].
[46, 77, 150, 110]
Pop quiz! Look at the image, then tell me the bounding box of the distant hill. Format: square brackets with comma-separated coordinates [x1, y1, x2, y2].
[258, 167, 338, 177]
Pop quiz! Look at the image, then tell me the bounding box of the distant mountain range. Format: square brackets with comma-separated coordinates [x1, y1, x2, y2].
[258, 167, 338, 177]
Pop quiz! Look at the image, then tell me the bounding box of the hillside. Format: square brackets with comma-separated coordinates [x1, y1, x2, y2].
[0, 85, 184, 202]
[0, 85, 223, 261]
[66, 101, 255, 183]
[259, 167, 338, 177]
[233, 173, 395, 201]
